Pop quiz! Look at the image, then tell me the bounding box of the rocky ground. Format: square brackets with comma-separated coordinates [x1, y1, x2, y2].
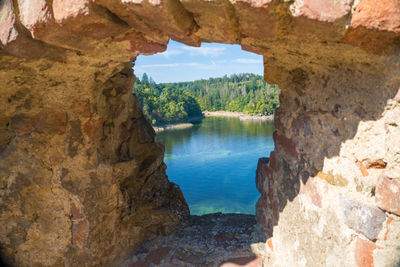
[123, 213, 267, 267]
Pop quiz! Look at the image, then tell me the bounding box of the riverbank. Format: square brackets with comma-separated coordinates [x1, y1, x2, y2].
[153, 116, 204, 132]
[153, 111, 274, 132]
[153, 123, 194, 132]
[203, 111, 274, 121]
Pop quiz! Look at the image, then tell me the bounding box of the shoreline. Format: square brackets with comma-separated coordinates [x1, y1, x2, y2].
[153, 111, 274, 132]
[153, 116, 204, 132]
[203, 111, 274, 121]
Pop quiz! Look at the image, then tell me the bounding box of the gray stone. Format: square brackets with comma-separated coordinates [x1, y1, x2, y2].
[340, 197, 386, 240]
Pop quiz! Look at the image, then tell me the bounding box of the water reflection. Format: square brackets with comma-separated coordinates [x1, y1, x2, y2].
[156, 117, 275, 215]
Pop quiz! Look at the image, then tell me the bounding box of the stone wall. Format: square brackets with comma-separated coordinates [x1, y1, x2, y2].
[0, 46, 188, 266]
[0, 0, 399, 266]
[256, 41, 400, 266]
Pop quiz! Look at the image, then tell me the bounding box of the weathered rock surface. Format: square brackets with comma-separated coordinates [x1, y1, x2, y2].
[123, 213, 266, 267]
[0, 0, 399, 266]
[0, 50, 189, 266]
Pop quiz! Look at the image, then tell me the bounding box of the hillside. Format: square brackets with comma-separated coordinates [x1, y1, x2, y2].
[133, 73, 280, 126]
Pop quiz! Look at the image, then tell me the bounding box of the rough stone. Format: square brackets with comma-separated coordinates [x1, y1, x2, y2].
[273, 132, 298, 159]
[376, 176, 400, 216]
[290, 0, 353, 23]
[0, 0, 400, 266]
[124, 213, 267, 267]
[340, 197, 386, 240]
[220, 256, 263, 267]
[350, 0, 400, 32]
[354, 237, 380, 267]
[316, 171, 348, 187]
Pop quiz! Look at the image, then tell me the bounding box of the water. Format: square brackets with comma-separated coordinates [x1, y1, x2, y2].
[156, 117, 275, 215]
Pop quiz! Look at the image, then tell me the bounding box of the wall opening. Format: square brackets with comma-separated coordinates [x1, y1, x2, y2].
[133, 40, 280, 215]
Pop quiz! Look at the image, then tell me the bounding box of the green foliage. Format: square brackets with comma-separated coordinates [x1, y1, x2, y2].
[134, 75, 202, 126]
[134, 73, 280, 126]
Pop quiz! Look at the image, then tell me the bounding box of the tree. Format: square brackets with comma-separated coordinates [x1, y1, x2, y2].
[133, 72, 280, 125]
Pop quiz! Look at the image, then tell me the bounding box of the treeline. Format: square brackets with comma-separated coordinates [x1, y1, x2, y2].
[133, 73, 280, 126]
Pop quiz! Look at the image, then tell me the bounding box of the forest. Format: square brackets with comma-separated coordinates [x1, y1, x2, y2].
[133, 73, 280, 126]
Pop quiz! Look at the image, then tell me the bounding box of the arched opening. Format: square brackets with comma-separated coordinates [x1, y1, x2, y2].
[125, 40, 278, 265]
[1, 0, 399, 266]
[133, 40, 279, 215]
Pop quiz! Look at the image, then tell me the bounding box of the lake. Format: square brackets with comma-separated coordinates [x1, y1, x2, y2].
[156, 117, 275, 215]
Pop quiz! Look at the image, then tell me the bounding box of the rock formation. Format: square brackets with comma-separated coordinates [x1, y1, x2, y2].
[0, 0, 399, 266]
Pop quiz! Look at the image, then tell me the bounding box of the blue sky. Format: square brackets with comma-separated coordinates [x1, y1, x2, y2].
[134, 40, 264, 83]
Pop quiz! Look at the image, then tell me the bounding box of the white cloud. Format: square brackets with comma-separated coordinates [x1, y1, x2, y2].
[182, 46, 226, 57]
[233, 58, 262, 64]
[139, 63, 180, 68]
[159, 49, 183, 58]
[183, 62, 201, 67]
[138, 62, 219, 69]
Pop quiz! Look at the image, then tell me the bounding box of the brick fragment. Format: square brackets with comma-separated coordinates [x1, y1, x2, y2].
[376, 176, 400, 216]
[355, 237, 381, 267]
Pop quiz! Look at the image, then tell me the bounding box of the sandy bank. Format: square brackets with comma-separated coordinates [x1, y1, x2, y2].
[203, 111, 274, 121]
[153, 123, 194, 132]
[153, 116, 204, 132]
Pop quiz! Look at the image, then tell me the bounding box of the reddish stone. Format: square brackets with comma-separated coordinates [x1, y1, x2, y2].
[355, 237, 381, 267]
[269, 151, 277, 171]
[220, 256, 263, 267]
[273, 132, 298, 159]
[21, 0, 129, 51]
[384, 217, 394, 241]
[366, 159, 387, 169]
[0, 0, 66, 57]
[115, 31, 167, 55]
[376, 176, 400, 216]
[342, 26, 399, 55]
[12, 110, 67, 135]
[83, 119, 102, 140]
[144, 246, 171, 265]
[291, 0, 353, 22]
[17, 0, 52, 36]
[72, 220, 89, 248]
[34, 109, 68, 135]
[267, 237, 274, 251]
[0, 0, 18, 46]
[351, 0, 400, 32]
[70, 201, 83, 220]
[359, 162, 369, 177]
[300, 178, 322, 208]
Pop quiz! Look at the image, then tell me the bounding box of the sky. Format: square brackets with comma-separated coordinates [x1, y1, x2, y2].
[134, 40, 264, 83]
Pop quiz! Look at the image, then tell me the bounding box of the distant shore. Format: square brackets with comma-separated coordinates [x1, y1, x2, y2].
[153, 111, 273, 132]
[153, 116, 204, 132]
[203, 111, 274, 121]
[153, 123, 194, 132]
